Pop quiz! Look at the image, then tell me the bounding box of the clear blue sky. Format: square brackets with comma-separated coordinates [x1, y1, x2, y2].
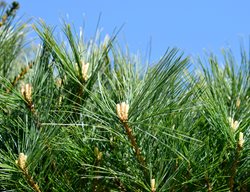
[9, 0, 250, 62]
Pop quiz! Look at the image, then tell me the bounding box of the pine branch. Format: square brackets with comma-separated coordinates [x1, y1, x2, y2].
[114, 178, 127, 192]
[16, 153, 42, 192]
[205, 174, 212, 192]
[0, 1, 19, 27]
[229, 133, 244, 192]
[6, 62, 33, 93]
[116, 102, 148, 178]
[122, 121, 145, 167]
[21, 83, 41, 128]
[92, 147, 103, 192]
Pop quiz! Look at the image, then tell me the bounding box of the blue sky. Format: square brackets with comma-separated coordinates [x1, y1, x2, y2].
[9, 0, 250, 63]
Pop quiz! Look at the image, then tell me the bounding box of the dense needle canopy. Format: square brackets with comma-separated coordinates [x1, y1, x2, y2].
[0, 1, 249, 191]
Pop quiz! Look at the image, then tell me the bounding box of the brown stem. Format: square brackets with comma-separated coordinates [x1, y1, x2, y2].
[184, 162, 191, 191]
[122, 122, 145, 167]
[12, 62, 33, 86]
[20, 168, 41, 192]
[26, 101, 41, 129]
[205, 174, 212, 192]
[92, 151, 102, 192]
[114, 178, 127, 192]
[6, 62, 33, 93]
[229, 144, 242, 192]
[121, 121, 150, 181]
[170, 159, 179, 192]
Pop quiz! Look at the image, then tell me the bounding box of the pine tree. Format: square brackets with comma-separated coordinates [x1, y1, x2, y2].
[0, 1, 249, 191]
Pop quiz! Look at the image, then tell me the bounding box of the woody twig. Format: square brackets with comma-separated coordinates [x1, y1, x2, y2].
[16, 153, 41, 192]
[116, 102, 146, 170]
[21, 83, 41, 128]
[229, 132, 244, 192]
[6, 62, 33, 93]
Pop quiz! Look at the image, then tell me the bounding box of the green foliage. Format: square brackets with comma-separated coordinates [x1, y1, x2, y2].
[0, 1, 27, 79]
[0, 1, 249, 191]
